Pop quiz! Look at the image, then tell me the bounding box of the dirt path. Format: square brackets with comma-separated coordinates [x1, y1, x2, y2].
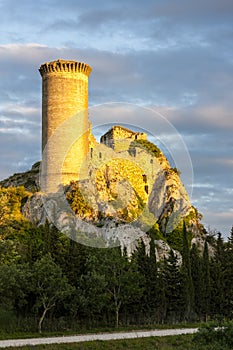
[0, 328, 198, 348]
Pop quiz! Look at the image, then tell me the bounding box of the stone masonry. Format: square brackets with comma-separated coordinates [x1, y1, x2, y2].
[100, 125, 147, 152]
[39, 59, 92, 192]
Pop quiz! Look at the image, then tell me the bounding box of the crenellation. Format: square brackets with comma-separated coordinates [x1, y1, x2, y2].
[39, 59, 92, 77]
[40, 59, 92, 192]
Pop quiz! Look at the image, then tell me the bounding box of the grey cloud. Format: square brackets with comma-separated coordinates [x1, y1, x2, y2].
[151, 0, 233, 18]
[0, 0, 232, 238]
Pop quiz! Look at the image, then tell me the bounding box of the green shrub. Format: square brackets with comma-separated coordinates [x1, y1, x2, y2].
[129, 139, 162, 158]
[193, 321, 233, 349]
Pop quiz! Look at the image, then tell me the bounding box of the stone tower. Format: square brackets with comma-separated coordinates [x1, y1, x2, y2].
[39, 59, 92, 192]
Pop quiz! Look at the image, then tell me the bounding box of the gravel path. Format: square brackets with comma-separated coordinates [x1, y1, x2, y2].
[0, 328, 198, 348]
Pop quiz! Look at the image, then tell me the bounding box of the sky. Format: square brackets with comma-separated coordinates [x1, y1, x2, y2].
[0, 0, 232, 237]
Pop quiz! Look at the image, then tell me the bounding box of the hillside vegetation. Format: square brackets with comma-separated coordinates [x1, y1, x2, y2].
[0, 185, 233, 335]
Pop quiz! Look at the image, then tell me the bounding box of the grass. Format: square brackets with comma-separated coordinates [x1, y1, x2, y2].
[0, 323, 200, 340]
[2, 334, 194, 350]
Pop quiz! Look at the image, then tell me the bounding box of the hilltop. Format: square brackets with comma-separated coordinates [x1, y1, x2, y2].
[0, 125, 205, 256]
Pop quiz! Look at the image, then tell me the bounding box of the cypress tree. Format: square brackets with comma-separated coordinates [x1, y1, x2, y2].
[147, 239, 158, 315]
[202, 240, 210, 320]
[134, 239, 158, 316]
[210, 233, 225, 317]
[222, 227, 233, 317]
[163, 250, 183, 323]
[228, 226, 233, 245]
[181, 222, 194, 320]
[190, 243, 204, 319]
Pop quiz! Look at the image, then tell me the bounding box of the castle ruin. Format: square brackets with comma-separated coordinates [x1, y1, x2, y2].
[39, 59, 92, 191]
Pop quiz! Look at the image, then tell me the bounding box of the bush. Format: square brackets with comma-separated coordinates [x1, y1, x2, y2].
[193, 321, 233, 349]
[129, 139, 162, 158]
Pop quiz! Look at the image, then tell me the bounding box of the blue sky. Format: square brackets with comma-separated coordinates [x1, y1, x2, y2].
[0, 0, 232, 237]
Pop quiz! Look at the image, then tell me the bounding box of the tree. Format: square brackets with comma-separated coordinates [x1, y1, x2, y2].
[0, 264, 31, 313]
[228, 226, 233, 245]
[0, 186, 29, 227]
[222, 228, 233, 318]
[202, 241, 210, 320]
[32, 254, 73, 333]
[64, 240, 89, 286]
[190, 243, 204, 318]
[79, 270, 108, 319]
[210, 233, 225, 317]
[0, 191, 10, 226]
[134, 239, 158, 316]
[162, 250, 183, 323]
[181, 223, 194, 320]
[96, 247, 143, 327]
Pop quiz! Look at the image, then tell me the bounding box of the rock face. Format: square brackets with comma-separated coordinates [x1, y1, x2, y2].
[2, 125, 203, 253]
[0, 162, 40, 192]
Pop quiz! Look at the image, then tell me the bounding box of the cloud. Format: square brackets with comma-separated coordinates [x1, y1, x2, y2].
[0, 0, 232, 236]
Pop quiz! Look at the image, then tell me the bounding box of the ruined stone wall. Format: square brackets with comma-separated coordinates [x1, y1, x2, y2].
[39, 59, 92, 191]
[77, 139, 170, 223]
[101, 126, 147, 152]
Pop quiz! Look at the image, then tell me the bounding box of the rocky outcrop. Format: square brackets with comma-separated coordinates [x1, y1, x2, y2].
[0, 162, 40, 192]
[2, 126, 204, 253]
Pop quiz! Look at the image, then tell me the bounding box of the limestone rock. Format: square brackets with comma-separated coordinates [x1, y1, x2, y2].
[154, 239, 182, 265]
[0, 162, 40, 192]
[2, 125, 204, 255]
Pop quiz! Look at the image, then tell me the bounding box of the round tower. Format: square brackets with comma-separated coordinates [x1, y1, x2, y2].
[39, 59, 92, 191]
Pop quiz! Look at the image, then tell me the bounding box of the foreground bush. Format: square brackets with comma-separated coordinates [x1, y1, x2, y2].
[193, 321, 233, 350]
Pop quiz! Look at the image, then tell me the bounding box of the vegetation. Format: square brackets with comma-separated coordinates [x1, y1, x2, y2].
[193, 321, 233, 349]
[0, 186, 233, 337]
[171, 167, 181, 176]
[0, 334, 194, 349]
[66, 183, 94, 218]
[2, 325, 233, 350]
[129, 139, 162, 158]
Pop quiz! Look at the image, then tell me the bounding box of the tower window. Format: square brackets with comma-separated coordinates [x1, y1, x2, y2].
[145, 185, 149, 194]
[142, 174, 147, 183]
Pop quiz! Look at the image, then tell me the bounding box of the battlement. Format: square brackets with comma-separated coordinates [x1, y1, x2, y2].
[39, 59, 92, 77]
[40, 58, 91, 192]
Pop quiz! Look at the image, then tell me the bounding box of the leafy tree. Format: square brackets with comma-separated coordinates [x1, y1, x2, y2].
[63, 240, 89, 286]
[0, 186, 30, 226]
[32, 254, 73, 333]
[0, 221, 45, 265]
[95, 247, 143, 327]
[0, 264, 31, 313]
[0, 191, 10, 226]
[44, 224, 69, 267]
[193, 321, 233, 349]
[79, 270, 108, 319]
